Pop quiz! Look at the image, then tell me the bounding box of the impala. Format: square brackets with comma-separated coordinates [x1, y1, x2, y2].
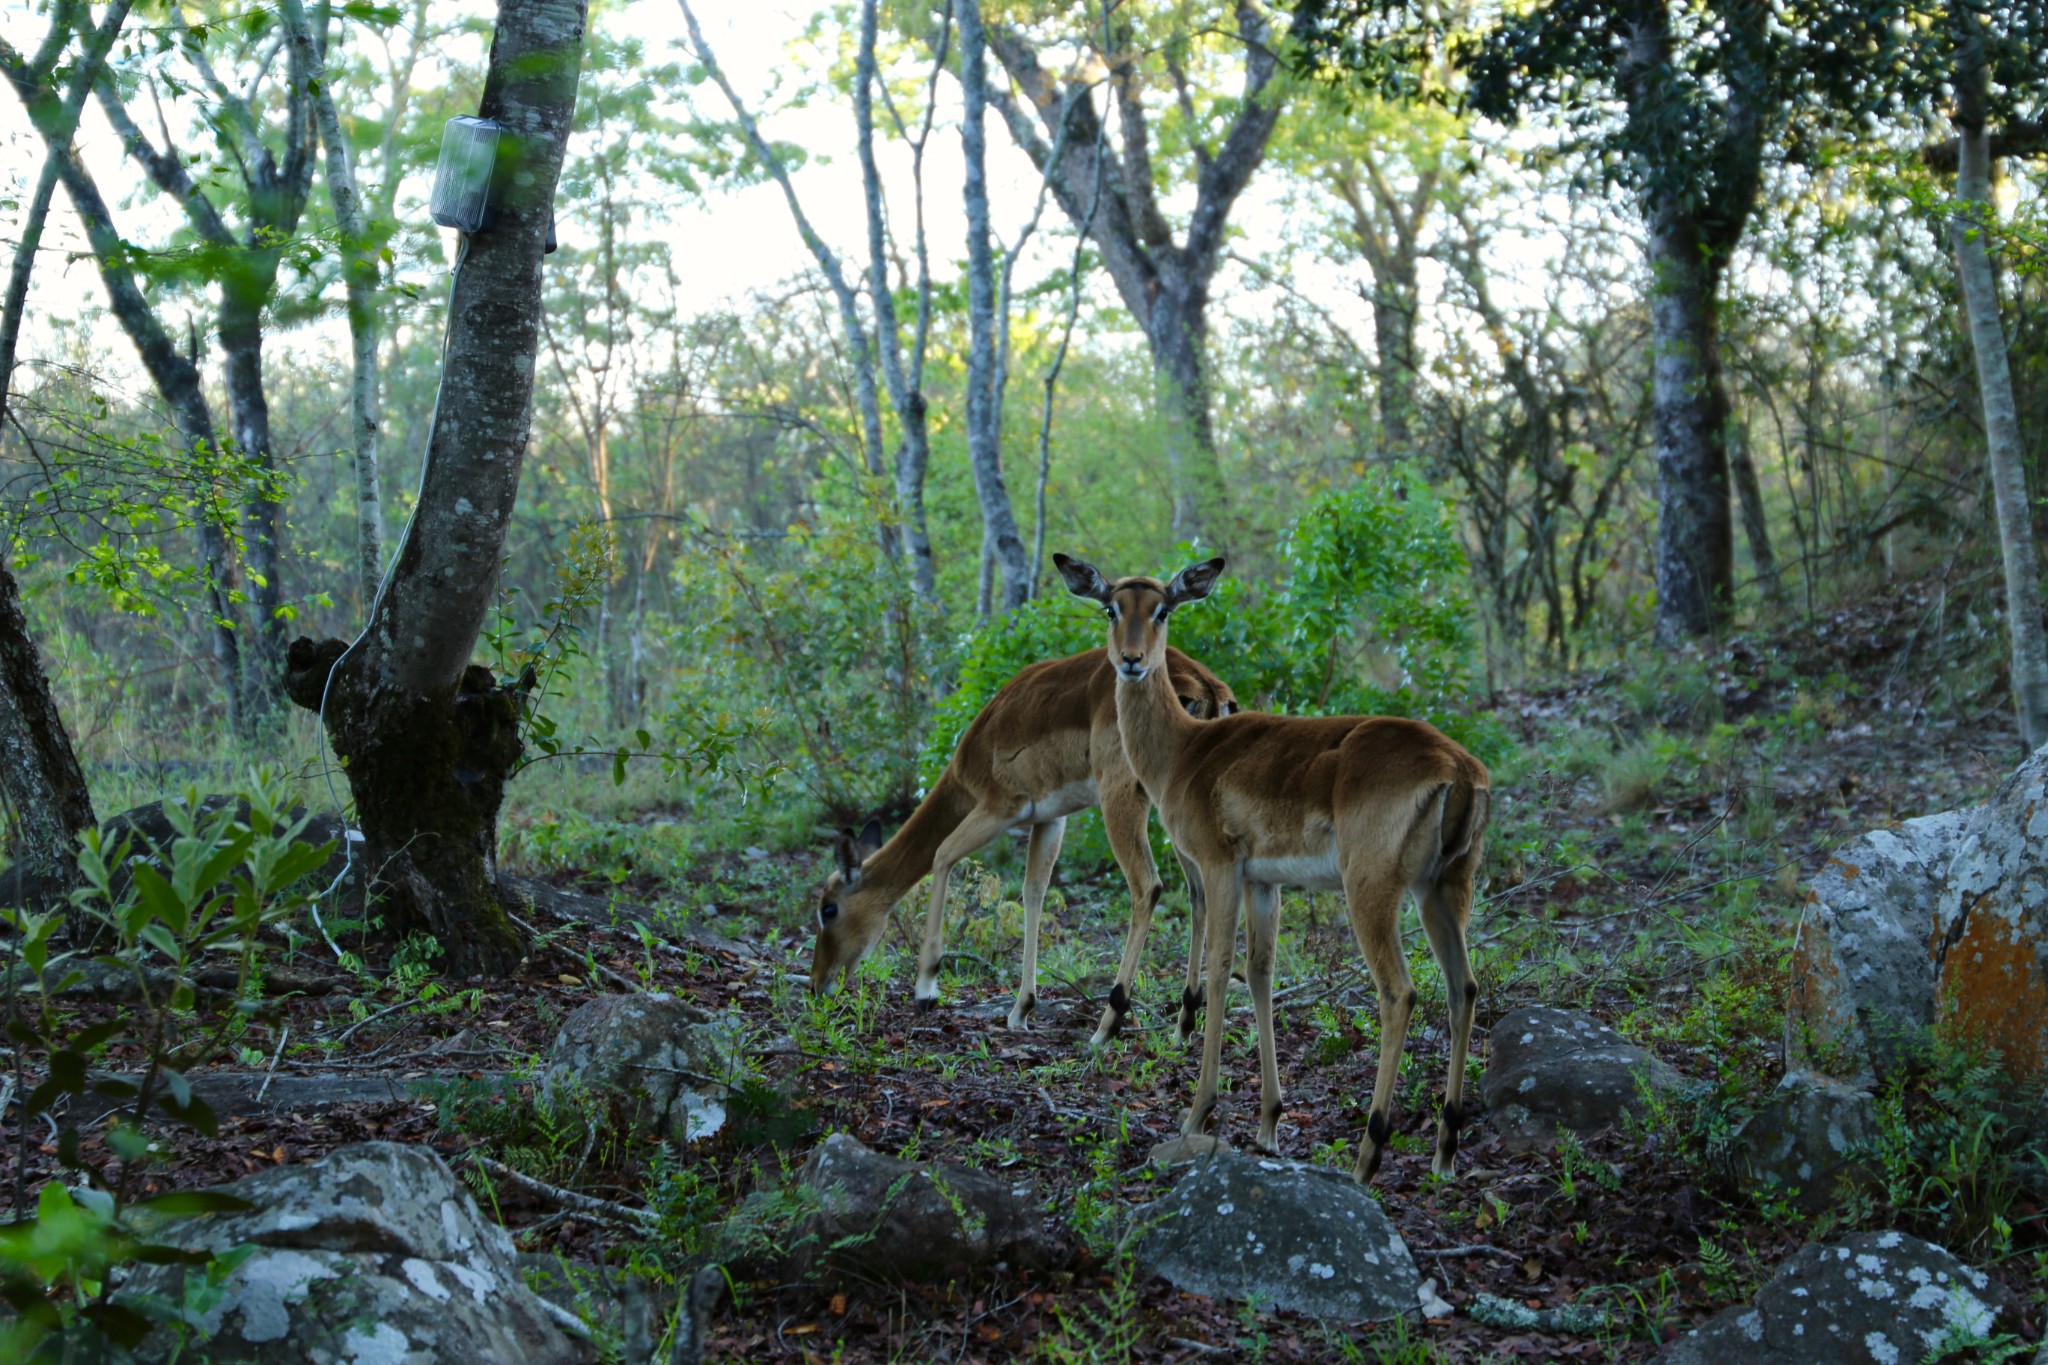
[807, 648, 1238, 1047]
[1056, 553, 1490, 1181]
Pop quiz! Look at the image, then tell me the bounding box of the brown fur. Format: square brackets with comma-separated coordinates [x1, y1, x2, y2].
[1057, 554, 1490, 1180]
[807, 647, 1237, 1044]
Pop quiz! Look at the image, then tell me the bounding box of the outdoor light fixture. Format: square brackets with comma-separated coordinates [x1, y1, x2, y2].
[430, 116, 501, 233]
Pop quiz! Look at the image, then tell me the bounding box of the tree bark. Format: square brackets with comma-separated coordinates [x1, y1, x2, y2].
[1728, 421, 1783, 606]
[1952, 26, 2048, 750]
[282, 0, 385, 607]
[1643, 206, 1734, 644]
[283, 0, 588, 977]
[856, 0, 940, 597]
[0, 560, 96, 896]
[958, 0, 1031, 608]
[1621, 0, 1762, 644]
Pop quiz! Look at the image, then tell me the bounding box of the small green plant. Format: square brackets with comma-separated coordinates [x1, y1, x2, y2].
[0, 776, 331, 1359]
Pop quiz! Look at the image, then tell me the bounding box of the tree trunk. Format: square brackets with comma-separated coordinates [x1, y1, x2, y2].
[958, 0, 1030, 608]
[282, 0, 384, 607]
[1369, 252, 1419, 455]
[0, 559, 96, 901]
[856, 0, 938, 598]
[1728, 420, 1783, 606]
[1151, 261, 1221, 544]
[1953, 30, 2048, 750]
[220, 292, 285, 716]
[283, 0, 587, 977]
[1645, 206, 1734, 644]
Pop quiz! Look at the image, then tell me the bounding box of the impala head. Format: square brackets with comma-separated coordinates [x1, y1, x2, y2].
[1054, 553, 1227, 682]
[807, 817, 885, 995]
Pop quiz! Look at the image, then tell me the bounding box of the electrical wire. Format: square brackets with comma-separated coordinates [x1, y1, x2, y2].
[307, 232, 471, 958]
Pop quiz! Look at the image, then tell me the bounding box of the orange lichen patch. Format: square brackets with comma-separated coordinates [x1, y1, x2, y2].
[1937, 905, 2048, 1084]
[1836, 861, 1862, 881]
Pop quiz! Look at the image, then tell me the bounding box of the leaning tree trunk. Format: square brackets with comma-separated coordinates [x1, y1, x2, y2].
[280, 0, 384, 606]
[282, 0, 587, 976]
[958, 0, 1031, 608]
[1645, 205, 1735, 644]
[1150, 260, 1223, 544]
[0, 559, 96, 902]
[221, 286, 286, 716]
[1952, 33, 2048, 750]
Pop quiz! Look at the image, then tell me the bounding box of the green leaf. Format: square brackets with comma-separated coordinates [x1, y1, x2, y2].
[130, 863, 190, 937]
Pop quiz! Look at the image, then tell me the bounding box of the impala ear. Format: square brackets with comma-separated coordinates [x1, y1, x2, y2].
[1053, 552, 1113, 603]
[833, 827, 861, 883]
[855, 818, 884, 859]
[1164, 556, 1226, 608]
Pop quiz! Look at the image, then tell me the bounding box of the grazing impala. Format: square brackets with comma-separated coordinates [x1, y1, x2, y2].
[1056, 553, 1490, 1181]
[807, 648, 1238, 1047]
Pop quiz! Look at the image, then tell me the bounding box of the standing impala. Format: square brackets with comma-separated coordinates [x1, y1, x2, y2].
[807, 648, 1238, 1047]
[1056, 553, 1490, 1181]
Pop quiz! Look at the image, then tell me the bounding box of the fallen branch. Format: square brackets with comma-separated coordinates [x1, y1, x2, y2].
[467, 1153, 657, 1231]
[1420, 1242, 1522, 1262]
[1466, 1291, 1613, 1336]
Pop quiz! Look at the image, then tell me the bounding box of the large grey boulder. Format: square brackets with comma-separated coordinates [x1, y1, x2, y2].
[1132, 1152, 1420, 1322]
[1481, 1007, 1698, 1145]
[1657, 1231, 2009, 1365]
[1935, 747, 2048, 1085]
[1734, 1071, 1878, 1214]
[1785, 813, 1967, 1083]
[119, 1142, 587, 1364]
[542, 993, 738, 1140]
[785, 1133, 1050, 1283]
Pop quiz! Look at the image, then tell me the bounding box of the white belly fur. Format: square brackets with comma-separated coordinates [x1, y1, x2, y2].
[1019, 779, 1098, 825]
[1242, 851, 1343, 891]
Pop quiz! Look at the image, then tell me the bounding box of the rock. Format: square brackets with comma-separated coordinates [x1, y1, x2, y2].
[1785, 812, 1967, 1083]
[1132, 1151, 1420, 1322]
[1657, 1230, 2010, 1365]
[786, 1133, 1050, 1283]
[1734, 1071, 1877, 1213]
[542, 993, 738, 1140]
[1480, 1007, 1698, 1146]
[118, 1141, 588, 1364]
[1935, 747, 2048, 1084]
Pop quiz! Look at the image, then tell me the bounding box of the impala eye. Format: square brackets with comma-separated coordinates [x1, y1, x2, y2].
[1153, 607, 1169, 624]
[819, 902, 839, 925]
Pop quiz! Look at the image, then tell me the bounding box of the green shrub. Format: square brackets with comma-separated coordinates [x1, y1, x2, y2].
[670, 511, 943, 824]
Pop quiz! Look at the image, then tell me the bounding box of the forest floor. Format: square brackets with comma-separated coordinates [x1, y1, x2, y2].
[6, 574, 2045, 1362]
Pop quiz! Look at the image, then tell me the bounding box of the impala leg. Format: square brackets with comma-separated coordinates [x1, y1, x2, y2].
[1090, 783, 1163, 1047]
[1010, 817, 1067, 1030]
[1184, 862, 1240, 1138]
[1175, 849, 1209, 1046]
[1346, 875, 1415, 1183]
[1420, 869, 1480, 1178]
[914, 808, 1020, 1009]
[1246, 878, 1284, 1154]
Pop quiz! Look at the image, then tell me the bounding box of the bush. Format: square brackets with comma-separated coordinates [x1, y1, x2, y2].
[669, 512, 943, 825]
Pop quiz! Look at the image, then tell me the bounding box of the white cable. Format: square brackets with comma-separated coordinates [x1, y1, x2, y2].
[308, 233, 472, 959]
